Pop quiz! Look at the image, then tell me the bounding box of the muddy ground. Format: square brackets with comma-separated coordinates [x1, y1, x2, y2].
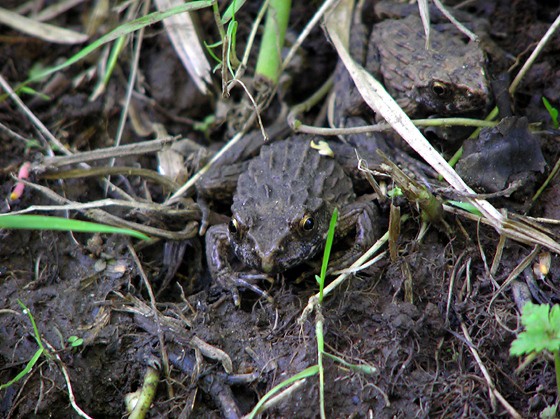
[2, 0, 560, 418]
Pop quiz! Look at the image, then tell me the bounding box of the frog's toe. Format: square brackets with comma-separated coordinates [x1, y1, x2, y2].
[219, 273, 274, 306]
[229, 285, 241, 307]
[237, 275, 275, 304]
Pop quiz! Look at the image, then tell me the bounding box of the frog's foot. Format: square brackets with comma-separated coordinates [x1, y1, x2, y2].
[197, 196, 212, 236]
[216, 271, 274, 306]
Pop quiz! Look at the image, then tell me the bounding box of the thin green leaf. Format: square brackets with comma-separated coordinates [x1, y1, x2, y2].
[0, 215, 149, 240]
[322, 352, 377, 375]
[19, 86, 50, 100]
[226, 19, 238, 75]
[447, 145, 463, 168]
[446, 200, 483, 216]
[247, 365, 319, 419]
[0, 348, 44, 390]
[222, 0, 246, 24]
[543, 97, 559, 129]
[18, 300, 44, 351]
[318, 208, 338, 303]
[92, 35, 127, 98]
[204, 40, 223, 64]
[0, 301, 47, 390]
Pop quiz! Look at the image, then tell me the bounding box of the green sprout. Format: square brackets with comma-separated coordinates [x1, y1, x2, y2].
[67, 336, 84, 348]
[0, 300, 46, 390]
[205, 0, 241, 76]
[193, 114, 217, 137]
[314, 208, 338, 418]
[315, 208, 338, 303]
[387, 186, 403, 198]
[246, 366, 319, 419]
[22, 138, 42, 153]
[543, 97, 559, 129]
[510, 302, 560, 406]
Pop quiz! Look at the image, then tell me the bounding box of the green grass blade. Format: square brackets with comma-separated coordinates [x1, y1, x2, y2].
[17, 300, 44, 351]
[91, 35, 127, 97]
[0, 215, 149, 240]
[0, 348, 44, 390]
[316, 317, 326, 419]
[225, 19, 239, 75]
[247, 365, 319, 419]
[543, 96, 559, 129]
[0, 301, 47, 390]
[222, 0, 246, 24]
[317, 208, 338, 303]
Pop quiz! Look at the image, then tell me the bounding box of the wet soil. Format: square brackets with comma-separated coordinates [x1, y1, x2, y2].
[2, 1, 560, 418]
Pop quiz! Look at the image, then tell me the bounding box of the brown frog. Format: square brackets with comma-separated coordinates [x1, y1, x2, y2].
[368, 14, 490, 117]
[203, 136, 377, 305]
[335, 5, 491, 121]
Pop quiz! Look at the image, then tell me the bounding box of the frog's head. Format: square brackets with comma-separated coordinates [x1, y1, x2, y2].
[414, 78, 490, 116]
[229, 196, 332, 274]
[412, 46, 491, 116]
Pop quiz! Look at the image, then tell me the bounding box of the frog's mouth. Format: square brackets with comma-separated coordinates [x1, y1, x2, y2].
[257, 251, 299, 274]
[260, 256, 278, 274]
[416, 81, 490, 116]
[259, 241, 323, 274]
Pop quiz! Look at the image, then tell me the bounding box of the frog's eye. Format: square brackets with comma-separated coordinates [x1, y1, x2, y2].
[300, 215, 315, 232]
[431, 81, 450, 98]
[228, 218, 239, 234]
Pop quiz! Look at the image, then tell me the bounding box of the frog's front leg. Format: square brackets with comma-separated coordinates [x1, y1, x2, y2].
[205, 224, 273, 306]
[331, 201, 378, 269]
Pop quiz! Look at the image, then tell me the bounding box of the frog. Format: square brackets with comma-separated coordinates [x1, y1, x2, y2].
[202, 135, 378, 305]
[334, 2, 491, 123]
[368, 14, 490, 117]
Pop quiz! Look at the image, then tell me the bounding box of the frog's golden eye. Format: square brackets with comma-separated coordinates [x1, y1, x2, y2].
[300, 215, 315, 232]
[228, 218, 239, 234]
[431, 81, 450, 98]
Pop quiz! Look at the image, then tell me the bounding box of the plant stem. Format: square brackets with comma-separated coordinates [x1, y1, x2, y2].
[554, 350, 560, 403]
[255, 0, 291, 84]
[316, 311, 326, 419]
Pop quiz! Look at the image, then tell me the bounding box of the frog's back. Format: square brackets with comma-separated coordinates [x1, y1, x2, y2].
[233, 137, 354, 219]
